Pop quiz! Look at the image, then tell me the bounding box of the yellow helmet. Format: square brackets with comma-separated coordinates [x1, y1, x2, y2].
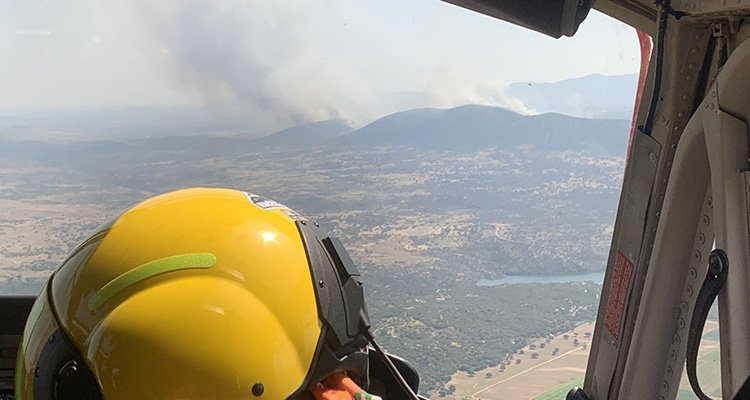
[15, 188, 375, 399]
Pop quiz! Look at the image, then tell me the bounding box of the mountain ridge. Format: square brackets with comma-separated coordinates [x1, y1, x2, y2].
[338, 104, 630, 156]
[252, 120, 352, 148]
[0, 104, 631, 160]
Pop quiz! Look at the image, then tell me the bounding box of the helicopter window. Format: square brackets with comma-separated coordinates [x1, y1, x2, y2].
[1, 1, 640, 398]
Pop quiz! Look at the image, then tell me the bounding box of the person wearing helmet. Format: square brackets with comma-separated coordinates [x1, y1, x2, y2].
[14, 188, 423, 400]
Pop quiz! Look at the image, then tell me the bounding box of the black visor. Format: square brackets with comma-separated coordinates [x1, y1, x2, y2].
[288, 221, 372, 399]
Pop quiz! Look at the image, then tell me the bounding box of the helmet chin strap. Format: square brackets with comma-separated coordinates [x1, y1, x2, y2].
[364, 329, 421, 400]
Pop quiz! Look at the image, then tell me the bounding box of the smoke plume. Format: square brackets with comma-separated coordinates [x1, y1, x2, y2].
[134, 0, 373, 131]
[133, 0, 531, 132]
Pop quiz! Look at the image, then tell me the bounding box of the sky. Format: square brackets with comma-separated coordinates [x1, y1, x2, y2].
[1, 0, 640, 131]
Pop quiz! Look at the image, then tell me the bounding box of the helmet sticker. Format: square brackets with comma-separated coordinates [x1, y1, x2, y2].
[245, 193, 289, 210]
[245, 192, 306, 221]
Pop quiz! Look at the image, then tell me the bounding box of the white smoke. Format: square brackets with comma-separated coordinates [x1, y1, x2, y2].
[130, 0, 535, 132]
[131, 0, 380, 131]
[422, 65, 537, 116]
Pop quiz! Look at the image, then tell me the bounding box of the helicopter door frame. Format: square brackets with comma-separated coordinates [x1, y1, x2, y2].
[585, 28, 750, 400]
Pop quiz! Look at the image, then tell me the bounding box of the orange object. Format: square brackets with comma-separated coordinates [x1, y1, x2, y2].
[309, 372, 383, 400]
[310, 374, 354, 400]
[339, 374, 364, 393]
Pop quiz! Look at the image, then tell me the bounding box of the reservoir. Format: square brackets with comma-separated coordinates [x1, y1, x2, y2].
[477, 271, 605, 286]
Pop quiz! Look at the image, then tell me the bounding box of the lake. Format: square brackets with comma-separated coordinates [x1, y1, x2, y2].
[477, 271, 605, 286]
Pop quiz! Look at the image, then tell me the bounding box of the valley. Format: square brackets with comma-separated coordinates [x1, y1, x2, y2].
[0, 104, 628, 392]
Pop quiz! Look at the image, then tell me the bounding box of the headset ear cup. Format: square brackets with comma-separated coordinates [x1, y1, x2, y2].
[54, 359, 102, 400]
[34, 330, 102, 400]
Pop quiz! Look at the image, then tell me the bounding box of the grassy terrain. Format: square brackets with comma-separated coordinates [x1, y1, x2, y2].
[677, 322, 721, 399]
[534, 377, 583, 400]
[442, 323, 593, 399]
[528, 323, 722, 400]
[702, 349, 720, 363]
[702, 328, 720, 342]
[677, 389, 699, 400]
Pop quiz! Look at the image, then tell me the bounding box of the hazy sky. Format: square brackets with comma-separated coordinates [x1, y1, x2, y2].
[1, 0, 639, 129]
